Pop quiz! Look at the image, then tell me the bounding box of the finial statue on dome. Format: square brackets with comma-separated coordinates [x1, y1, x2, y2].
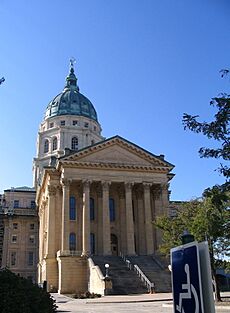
[70, 57, 76, 72]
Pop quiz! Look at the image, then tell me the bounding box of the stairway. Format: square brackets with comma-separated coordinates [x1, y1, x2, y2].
[128, 255, 172, 293]
[91, 256, 148, 295]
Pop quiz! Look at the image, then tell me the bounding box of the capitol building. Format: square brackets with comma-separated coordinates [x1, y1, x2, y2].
[0, 63, 174, 294]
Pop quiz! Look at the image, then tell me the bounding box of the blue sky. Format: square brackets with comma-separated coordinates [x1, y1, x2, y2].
[0, 0, 229, 200]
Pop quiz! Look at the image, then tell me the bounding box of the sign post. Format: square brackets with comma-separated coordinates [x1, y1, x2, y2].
[171, 241, 215, 313]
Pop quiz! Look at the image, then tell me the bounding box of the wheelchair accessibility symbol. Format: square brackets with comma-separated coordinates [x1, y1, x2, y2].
[176, 264, 199, 313]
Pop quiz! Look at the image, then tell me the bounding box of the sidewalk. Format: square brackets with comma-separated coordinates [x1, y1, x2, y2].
[53, 291, 230, 304]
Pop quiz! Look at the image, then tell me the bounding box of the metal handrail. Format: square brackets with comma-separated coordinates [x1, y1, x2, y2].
[133, 264, 155, 293]
[120, 252, 155, 293]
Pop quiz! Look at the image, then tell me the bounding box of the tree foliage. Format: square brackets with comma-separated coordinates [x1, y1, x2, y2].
[183, 87, 230, 179]
[155, 185, 229, 300]
[155, 185, 230, 259]
[0, 269, 57, 313]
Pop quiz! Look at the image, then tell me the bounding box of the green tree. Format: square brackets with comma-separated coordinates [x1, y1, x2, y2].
[155, 185, 230, 301]
[183, 85, 230, 179]
[0, 268, 57, 313]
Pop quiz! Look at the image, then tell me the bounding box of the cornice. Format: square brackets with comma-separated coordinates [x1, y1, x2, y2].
[59, 161, 170, 173]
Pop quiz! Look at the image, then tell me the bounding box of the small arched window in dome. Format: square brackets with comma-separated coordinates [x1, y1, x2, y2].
[71, 137, 78, 150]
[44, 139, 49, 153]
[52, 137, 57, 151]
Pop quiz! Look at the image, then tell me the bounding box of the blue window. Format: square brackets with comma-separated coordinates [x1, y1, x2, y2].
[90, 233, 95, 254]
[28, 251, 34, 266]
[14, 200, 19, 208]
[90, 198, 95, 221]
[44, 139, 49, 153]
[69, 232, 76, 251]
[109, 198, 115, 222]
[69, 196, 76, 220]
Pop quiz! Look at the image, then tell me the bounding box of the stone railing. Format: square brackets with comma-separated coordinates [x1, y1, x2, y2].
[88, 258, 108, 295]
[56, 250, 82, 257]
[1, 207, 37, 216]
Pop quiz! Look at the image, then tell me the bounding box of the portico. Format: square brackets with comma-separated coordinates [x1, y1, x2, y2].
[37, 136, 174, 293]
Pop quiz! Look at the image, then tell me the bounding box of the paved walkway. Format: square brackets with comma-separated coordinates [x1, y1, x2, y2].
[52, 292, 230, 313]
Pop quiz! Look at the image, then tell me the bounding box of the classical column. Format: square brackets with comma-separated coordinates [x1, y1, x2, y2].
[82, 180, 91, 256]
[161, 183, 169, 214]
[46, 185, 56, 257]
[153, 185, 162, 250]
[136, 186, 146, 255]
[118, 185, 126, 254]
[125, 183, 135, 255]
[102, 181, 111, 255]
[96, 184, 103, 254]
[143, 183, 154, 254]
[61, 179, 71, 251]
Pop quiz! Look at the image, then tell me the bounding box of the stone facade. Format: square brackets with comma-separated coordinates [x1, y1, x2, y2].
[0, 187, 38, 282]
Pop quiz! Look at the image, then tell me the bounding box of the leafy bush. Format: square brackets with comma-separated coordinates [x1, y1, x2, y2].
[73, 291, 101, 299]
[0, 268, 57, 313]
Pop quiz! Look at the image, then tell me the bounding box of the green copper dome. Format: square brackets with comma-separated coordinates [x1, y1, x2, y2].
[45, 66, 98, 121]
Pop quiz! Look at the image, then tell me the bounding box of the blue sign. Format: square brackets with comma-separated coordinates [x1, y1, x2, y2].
[171, 242, 204, 313]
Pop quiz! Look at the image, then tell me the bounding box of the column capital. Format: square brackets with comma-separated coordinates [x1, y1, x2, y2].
[47, 185, 57, 196]
[101, 181, 111, 191]
[82, 179, 91, 189]
[161, 183, 169, 191]
[143, 182, 152, 190]
[60, 178, 72, 187]
[152, 184, 161, 199]
[125, 182, 133, 191]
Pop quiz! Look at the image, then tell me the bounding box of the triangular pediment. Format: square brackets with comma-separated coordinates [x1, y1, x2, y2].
[59, 136, 174, 171]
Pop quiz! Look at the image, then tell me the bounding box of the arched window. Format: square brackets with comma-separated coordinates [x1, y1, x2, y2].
[71, 137, 78, 150]
[90, 233, 95, 254]
[52, 137, 57, 151]
[69, 196, 76, 220]
[90, 197, 95, 221]
[109, 198, 115, 222]
[44, 139, 49, 153]
[69, 232, 76, 251]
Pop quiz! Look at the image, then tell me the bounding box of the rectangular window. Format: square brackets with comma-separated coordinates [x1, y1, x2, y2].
[30, 223, 35, 230]
[13, 223, 18, 230]
[72, 120, 78, 126]
[90, 198, 95, 221]
[11, 252, 16, 266]
[29, 235, 35, 244]
[109, 198, 115, 222]
[13, 200, 19, 208]
[49, 122, 54, 128]
[28, 252, 34, 266]
[30, 201, 36, 209]
[60, 120, 65, 126]
[12, 235, 17, 243]
[69, 196, 76, 220]
[84, 122, 89, 128]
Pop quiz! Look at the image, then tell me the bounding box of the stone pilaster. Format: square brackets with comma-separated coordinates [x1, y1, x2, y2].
[125, 183, 135, 255]
[143, 183, 154, 254]
[46, 185, 56, 257]
[61, 179, 71, 251]
[118, 185, 126, 254]
[82, 180, 90, 256]
[102, 181, 111, 255]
